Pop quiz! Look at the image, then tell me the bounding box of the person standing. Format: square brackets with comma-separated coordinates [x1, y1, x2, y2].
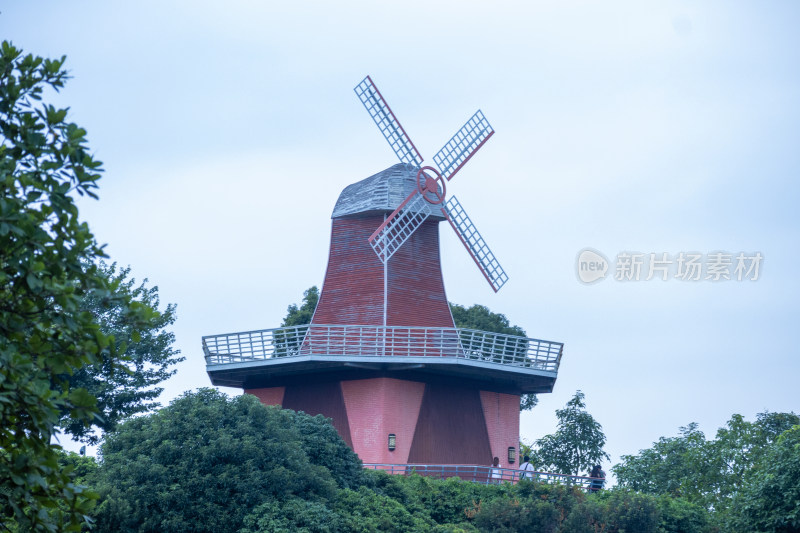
[589, 464, 606, 492]
[491, 457, 503, 483]
[519, 455, 535, 481]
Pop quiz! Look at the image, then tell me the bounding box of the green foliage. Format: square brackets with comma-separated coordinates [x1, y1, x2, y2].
[471, 497, 560, 533]
[277, 286, 318, 356]
[0, 41, 156, 531]
[333, 485, 436, 532]
[519, 440, 534, 463]
[448, 303, 525, 337]
[81, 388, 717, 533]
[61, 261, 183, 444]
[707, 411, 799, 512]
[519, 393, 539, 411]
[613, 411, 800, 520]
[282, 286, 319, 327]
[284, 400, 365, 490]
[357, 474, 697, 533]
[532, 391, 610, 476]
[57, 451, 97, 487]
[599, 490, 661, 532]
[240, 498, 342, 533]
[655, 494, 712, 533]
[91, 389, 364, 533]
[342, 470, 695, 533]
[560, 490, 661, 533]
[729, 425, 800, 533]
[401, 474, 486, 526]
[613, 422, 707, 499]
[238, 479, 439, 533]
[448, 302, 536, 412]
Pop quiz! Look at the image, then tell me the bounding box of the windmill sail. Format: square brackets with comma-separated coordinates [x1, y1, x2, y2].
[432, 110, 494, 182]
[354, 76, 423, 167]
[356, 75, 507, 292]
[442, 196, 508, 292]
[368, 191, 432, 263]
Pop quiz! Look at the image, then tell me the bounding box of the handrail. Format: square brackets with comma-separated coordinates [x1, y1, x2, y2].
[203, 324, 563, 372]
[362, 463, 600, 490]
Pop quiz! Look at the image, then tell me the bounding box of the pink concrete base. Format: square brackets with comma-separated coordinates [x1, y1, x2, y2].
[245, 381, 521, 469]
[245, 386, 285, 406]
[341, 378, 426, 464]
[480, 391, 521, 468]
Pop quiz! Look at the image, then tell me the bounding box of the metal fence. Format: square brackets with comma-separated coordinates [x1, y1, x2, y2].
[362, 463, 598, 490]
[203, 324, 563, 372]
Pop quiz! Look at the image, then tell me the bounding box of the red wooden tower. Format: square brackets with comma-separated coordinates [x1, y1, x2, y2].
[204, 77, 563, 468]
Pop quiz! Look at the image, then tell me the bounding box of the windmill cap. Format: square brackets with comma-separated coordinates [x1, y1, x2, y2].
[331, 163, 446, 221]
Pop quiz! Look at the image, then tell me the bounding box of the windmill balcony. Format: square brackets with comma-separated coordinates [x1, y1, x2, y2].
[204, 324, 563, 394]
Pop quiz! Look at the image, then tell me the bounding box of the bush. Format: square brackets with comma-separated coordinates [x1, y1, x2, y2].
[85, 389, 723, 533]
[561, 490, 662, 533]
[471, 497, 560, 533]
[333, 486, 435, 532]
[239, 498, 341, 533]
[91, 389, 362, 533]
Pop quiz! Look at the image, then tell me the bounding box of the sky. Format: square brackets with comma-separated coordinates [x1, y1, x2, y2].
[4, 1, 799, 473]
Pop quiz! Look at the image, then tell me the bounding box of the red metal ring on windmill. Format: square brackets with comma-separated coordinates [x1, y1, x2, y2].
[416, 166, 446, 205]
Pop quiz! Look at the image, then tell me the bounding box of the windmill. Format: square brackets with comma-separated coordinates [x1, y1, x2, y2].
[203, 75, 563, 470]
[355, 76, 508, 292]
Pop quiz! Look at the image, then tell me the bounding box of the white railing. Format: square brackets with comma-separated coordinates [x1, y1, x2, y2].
[203, 324, 562, 372]
[362, 463, 599, 490]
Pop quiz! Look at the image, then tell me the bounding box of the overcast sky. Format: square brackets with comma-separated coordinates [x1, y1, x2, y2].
[5, 1, 799, 472]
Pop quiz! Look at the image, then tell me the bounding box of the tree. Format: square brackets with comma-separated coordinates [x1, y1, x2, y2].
[91, 389, 364, 533]
[448, 303, 525, 338]
[532, 391, 610, 476]
[448, 303, 537, 412]
[277, 286, 318, 356]
[282, 286, 319, 327]
[60, 262, 183, 444]
[613, 423, 708, 500]
[0, 41, 156, 531]
[706, 411, 799, 510]
[613, 411, 800, 516]
[730, 425, 800, 533]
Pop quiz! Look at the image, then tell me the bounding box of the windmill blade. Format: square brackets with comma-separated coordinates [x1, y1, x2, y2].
[368, 191, 431, 263]
[442, 196, 508, 292]
[354, 76, 424, 167]
[432, 110, 494, 182]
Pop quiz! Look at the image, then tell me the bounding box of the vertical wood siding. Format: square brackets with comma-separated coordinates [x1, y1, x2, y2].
[312, 217, 386, 326]
[313, 216, 454, 328]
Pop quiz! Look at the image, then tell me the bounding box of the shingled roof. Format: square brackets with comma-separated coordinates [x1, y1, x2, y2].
[331, 163, 446, 220]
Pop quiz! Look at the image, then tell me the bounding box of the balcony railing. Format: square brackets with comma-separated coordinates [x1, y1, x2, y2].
[203, 324, 563, 372]
[362, 463, 600, 490]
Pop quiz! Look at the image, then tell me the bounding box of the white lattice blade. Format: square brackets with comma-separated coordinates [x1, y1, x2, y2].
[368, 191, 431, 263]
[432, 110, 494, 181]
[354, 76, 424, 166]
[442, 196, 508, 292]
